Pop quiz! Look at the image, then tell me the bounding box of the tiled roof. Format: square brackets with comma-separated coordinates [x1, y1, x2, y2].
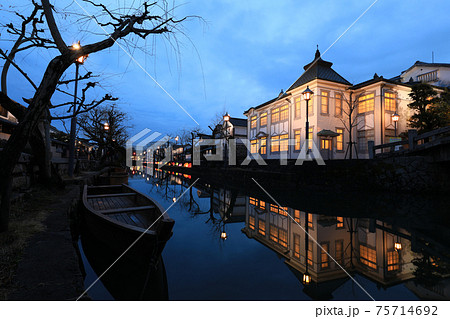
[402, 61, 450, 74]
[243, 93, 290, 114]
[287, 49, 351, 91]
[350, 75, 413, 90]
[229, 117, 247, 127]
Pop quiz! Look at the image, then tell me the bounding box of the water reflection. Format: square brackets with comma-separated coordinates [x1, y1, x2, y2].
[79, 229, 169, 300]
[148, 168, 450, 300]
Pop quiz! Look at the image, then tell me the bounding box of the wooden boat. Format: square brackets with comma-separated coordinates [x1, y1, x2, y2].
[81, 184, 174, 261]
[80, 228, 169, 300]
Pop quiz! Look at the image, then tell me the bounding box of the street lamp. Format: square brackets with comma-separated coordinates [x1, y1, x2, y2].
[302, 86, 314, 151]
[302, 273, 312, 285]
[220, 230, 228, 240]
[395, 236, 402, 251]
[104, 122, 110, 131]
[68, 42, 89, 177]
[392, 112, 400, 137]
[223, 113, 231, 166]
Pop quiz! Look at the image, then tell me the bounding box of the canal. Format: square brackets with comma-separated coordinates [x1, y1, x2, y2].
[76, 170, 450, 300]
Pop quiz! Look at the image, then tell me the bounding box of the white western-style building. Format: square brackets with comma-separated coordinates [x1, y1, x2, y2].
[243, 49, 450, 160]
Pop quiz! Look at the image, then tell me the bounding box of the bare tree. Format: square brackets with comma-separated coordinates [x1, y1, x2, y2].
[339, 91, 363, 159]
[0, 0, 196, 232]
[77, 104, 131, 160]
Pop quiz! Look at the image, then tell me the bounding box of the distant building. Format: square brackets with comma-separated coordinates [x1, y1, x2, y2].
[243, 49, 449, 160]
[397, 61, 450, 88]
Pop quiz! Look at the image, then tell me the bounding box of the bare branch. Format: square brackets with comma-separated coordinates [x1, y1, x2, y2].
[0, 48, 38, 91]
[41, 0, 68, 54]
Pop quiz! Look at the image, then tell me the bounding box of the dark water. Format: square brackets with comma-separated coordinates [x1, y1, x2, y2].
[77, 170, 450, 301]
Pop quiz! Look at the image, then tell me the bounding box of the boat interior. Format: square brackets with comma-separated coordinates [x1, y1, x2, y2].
[86, 185, 159, 229]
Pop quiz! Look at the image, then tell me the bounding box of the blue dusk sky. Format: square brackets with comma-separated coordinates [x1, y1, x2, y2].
[1, 0, 450, 138]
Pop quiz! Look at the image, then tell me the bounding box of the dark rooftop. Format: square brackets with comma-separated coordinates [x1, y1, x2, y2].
[287, 48, 351, 91]
[229, 117, 247, 127]
[402, 61, 450, 74]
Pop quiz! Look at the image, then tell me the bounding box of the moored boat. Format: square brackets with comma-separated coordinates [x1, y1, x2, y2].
[81, 184, 174, 261]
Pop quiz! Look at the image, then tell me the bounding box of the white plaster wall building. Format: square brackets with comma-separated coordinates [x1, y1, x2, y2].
[243, 50, 449, 160]
[398, 61, 450, 88]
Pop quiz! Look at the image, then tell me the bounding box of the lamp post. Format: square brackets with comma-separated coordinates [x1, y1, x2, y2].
[68, 42, 88, 177]
[302, 86, 314, 151]
[392, 112, 400, 137]
[223, 113, 231, 166]
[103, 121, 110, 162]
[220, 224, 228, 240]
[303, 211, 312, 286]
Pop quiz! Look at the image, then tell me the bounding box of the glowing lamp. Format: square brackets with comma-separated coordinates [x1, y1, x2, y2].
[104, 122, 110, 131]
[302, 273, 311, 285]
[392, 112, 400, 123]
[394, 242, 402, 251]
[220, 231, 228, 240]
[302, 86, 314, 101]
[172, 197, 177, 202]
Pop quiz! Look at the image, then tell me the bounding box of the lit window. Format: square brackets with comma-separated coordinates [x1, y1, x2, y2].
[259, 137, 267, 155]
[295, 97, 301, 118]
[260, 112, 267, 126]
[259, 201, 266, 210]
[308, 97, 314, 116]
[336, 216, 344, 228]
[336, 128, 344, 152]
[358, 93, 375, 113]
[271, 135, 280, 153]
[251, 140, 257, 154]
[258, 219, 266, 236]
[307, 241, 313, 266]
[321, 91, 329, 114]
[270, 225, 278, 243]
[294, 130, 301, 151]
[294, 234, 301, 259]
[270, 204, 278, 213]
[307, 213, 313, 229]
[249, 216, 255, 230]
[320, 138, 331, 150]
[335, 93, 342, 116]
[279, 229, 288, 248]
[271, 107, 280, 123]
[384, 92, 396, 112]
[280, 105, 289, 121]
[360, 244, 377, 269]
[335, 240, 344, 266]
[294, 209, 301, 223]
[387, 250, 399, 271]
[280, 134, 289, 152]
[249, 197, 257, 206]
[321, 242, 329, 269]
[251, 116, 257, 128]
[270, 204, 288, 216]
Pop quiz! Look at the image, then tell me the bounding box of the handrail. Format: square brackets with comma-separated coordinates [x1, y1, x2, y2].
[373, 139, 407, 150]
[415, 126, 450, 141]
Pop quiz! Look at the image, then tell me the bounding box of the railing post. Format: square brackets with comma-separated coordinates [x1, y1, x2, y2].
[408, 129, 418, 150]
[368, 141, 375, 159]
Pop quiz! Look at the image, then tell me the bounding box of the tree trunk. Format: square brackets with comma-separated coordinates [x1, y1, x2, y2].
[0, 55, 71, 232]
